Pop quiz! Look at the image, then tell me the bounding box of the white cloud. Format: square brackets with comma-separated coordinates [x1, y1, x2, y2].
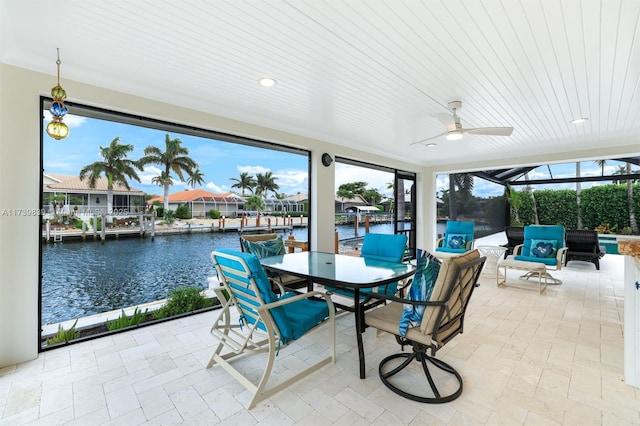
[43, 112, 86, 128]
[138, 166, 163, 185]
[237, 165, 270, 174]
[206, 181, 229, 193]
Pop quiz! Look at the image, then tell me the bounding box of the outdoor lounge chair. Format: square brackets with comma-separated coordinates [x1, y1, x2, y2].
[564, 229, 605, 270]
[209, 249, 335, 409]
[510, 225, 567, 285]
[435, 220, 475, 256]
[501, 226, 525, 259]
[364, 250, 485, 403]
[239, 232, 308, 290]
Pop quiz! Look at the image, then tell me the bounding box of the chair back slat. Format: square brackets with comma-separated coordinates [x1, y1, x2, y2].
[212, 249, 282, 337]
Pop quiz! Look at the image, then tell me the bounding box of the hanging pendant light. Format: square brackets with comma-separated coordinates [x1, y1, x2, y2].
[46, 48, 70, 140]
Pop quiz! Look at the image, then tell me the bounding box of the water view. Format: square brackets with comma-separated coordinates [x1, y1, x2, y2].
[41, 223, 414, 325]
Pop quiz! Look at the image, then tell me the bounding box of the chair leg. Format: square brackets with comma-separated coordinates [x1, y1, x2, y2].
[378, 346, 463, 403]
[520, 270, 562, 285]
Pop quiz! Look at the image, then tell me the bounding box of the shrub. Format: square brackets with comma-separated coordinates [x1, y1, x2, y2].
[106, 307, 148, 331]
[89, 217, 102, 231]
[175, 204, 191, 219]
[153, 286, 215, 319]
[163, 209, 175, 224]
[209, 209, 221, 219]
[46, 319, 79, 345]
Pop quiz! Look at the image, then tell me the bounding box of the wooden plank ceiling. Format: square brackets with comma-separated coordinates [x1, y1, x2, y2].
[2, 0, 640, 168]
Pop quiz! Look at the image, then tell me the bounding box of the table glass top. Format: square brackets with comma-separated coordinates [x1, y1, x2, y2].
[260, 251, 415, 286]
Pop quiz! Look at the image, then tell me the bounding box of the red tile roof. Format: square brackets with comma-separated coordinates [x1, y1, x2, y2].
[147, 189, 244, 203]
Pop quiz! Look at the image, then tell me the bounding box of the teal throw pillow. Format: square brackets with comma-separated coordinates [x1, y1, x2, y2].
[530, 239, 557, 258]
[446, 233, 466, 250]
[242, 237, 286, 258]
[399, 250, 441, 337]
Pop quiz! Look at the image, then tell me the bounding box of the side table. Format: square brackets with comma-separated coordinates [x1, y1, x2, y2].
[477, 245, 507, 279]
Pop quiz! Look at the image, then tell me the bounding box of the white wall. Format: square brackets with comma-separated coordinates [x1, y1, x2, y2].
[0, 64, 427, 367]
[0, 65, 42, 366]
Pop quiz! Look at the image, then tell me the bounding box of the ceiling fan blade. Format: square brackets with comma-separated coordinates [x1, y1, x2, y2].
[432, 112, 455, 130]
[410, 131, 447, 145]
[464, 127, 513, 136]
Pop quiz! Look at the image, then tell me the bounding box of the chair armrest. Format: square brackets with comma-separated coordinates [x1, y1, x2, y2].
[513, 244, 523, 256]
[258, 290, 335, 311]
[436, 237, 444, 248]
[268, 277, 286, 295]
[466, 238, 476, 250]
[362, 291, 446, 308]
[555, 247, 568, 270]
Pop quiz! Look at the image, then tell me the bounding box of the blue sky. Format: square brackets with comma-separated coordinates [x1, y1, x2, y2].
[43, 112, 398, 199]
[44, 112, 629, 200]
[43, 113, 310, 197]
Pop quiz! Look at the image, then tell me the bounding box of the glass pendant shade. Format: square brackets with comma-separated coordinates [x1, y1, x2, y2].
[51, 85, 67, 100]
[46, 120, 69, 140]
[49, 101, 68, 117]
[47, 49, 70, 140]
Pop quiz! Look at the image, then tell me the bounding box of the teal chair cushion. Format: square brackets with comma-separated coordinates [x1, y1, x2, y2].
[328, 233, 408, 298]
[214, 248, 328, 343]
[360, 233, 408, 263]
[514, 225, 565, 266]
[436, 221, 474, 253]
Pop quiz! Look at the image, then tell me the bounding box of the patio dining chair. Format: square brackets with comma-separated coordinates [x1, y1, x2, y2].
[325, 233, 409, 300]
[239, 232, 308, 290]
[209, 248, 335, 409]
[364, 250, 485, 403]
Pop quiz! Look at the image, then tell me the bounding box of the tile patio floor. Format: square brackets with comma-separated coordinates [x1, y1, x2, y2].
[1, 234, 639, 425]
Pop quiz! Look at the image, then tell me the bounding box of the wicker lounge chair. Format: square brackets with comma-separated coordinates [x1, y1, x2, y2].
[564, 229, 605, 270]
[501, 226, 524, 259]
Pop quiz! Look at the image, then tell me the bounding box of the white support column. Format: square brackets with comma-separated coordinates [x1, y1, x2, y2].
[623, 255, 640, 388]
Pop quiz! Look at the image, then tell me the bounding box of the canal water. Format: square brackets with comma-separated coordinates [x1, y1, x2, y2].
[42, 223, 425, 326]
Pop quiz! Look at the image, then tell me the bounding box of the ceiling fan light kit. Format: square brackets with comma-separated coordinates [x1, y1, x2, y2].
[445, 130, 463, 141]
[411, 100, 513, 146]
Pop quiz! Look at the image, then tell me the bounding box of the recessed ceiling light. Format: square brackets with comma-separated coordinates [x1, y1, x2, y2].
[426, 143, 437, 148]
[571, 117, 588, 124]
[258, 77, 277, 87]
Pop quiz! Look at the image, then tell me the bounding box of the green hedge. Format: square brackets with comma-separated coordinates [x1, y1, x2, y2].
[513, 183, 640, 233]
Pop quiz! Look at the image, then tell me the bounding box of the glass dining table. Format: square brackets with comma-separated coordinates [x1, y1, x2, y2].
[260, 251, 416, 379]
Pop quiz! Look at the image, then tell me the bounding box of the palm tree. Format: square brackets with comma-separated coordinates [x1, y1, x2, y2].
[448, 173, 473, 220]
[151, 171, 173, 188]
[138, 133, 198, 212]
[187, 168, 205, 189]
[594, 159, 608, 176]
[230, 171, 256, 196]
[255, 171, 279, 199]
[79, 137, 142, 220]
[244, 194, 264, 213]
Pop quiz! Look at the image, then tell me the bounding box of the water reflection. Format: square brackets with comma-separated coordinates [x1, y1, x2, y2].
[42, 225, 390, 325]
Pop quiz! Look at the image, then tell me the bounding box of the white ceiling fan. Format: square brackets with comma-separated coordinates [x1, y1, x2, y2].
[411, 100, 513, 145]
